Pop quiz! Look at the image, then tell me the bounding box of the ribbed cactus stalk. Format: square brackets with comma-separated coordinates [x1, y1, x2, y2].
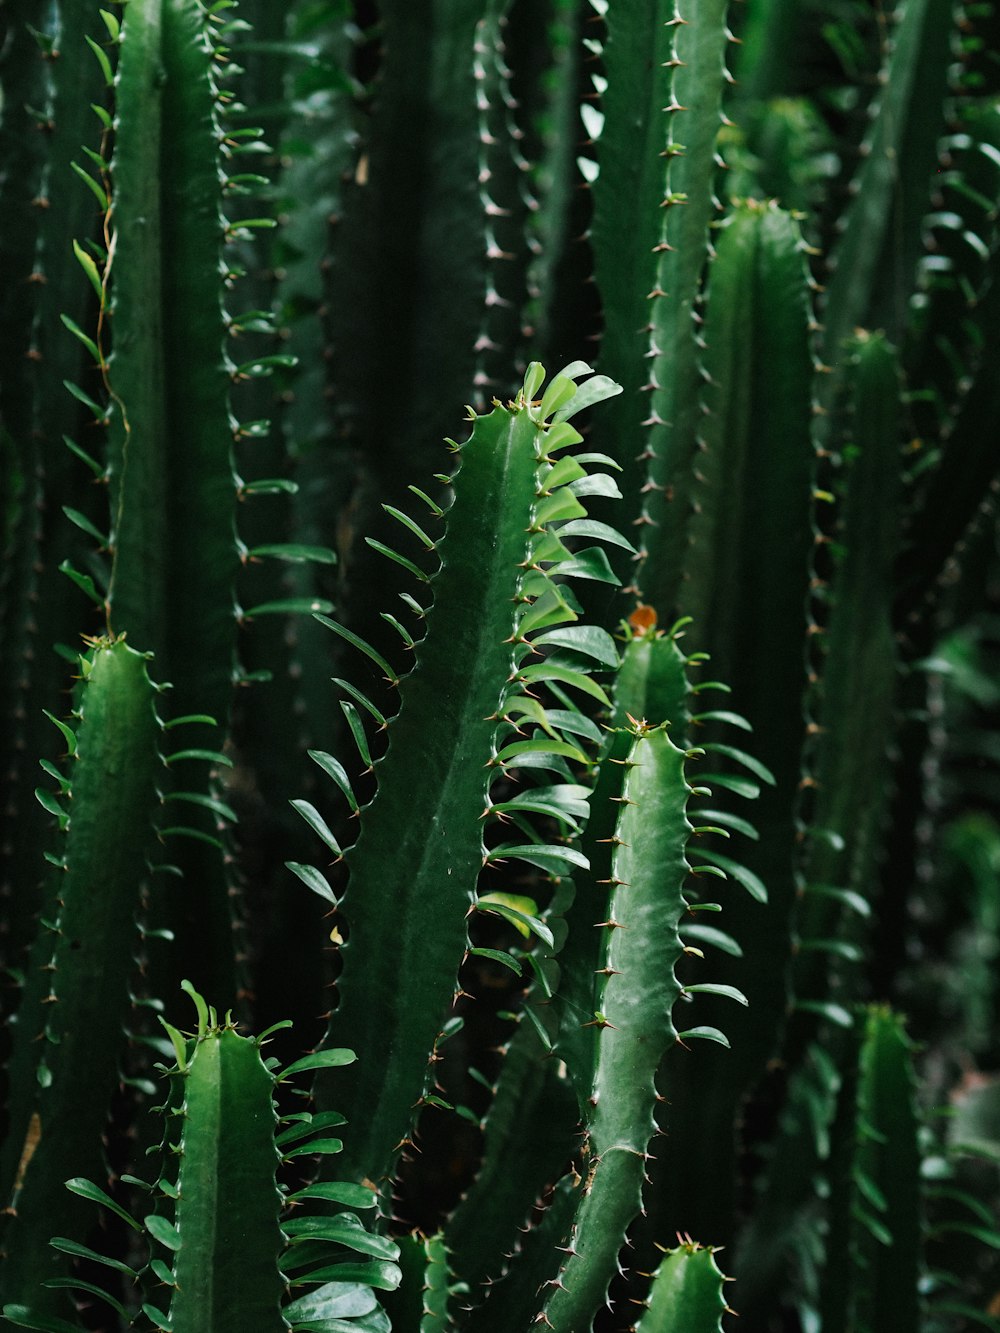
[307, 363, 624, 1190]
[0, 636, 164, 1314]
[0, 0, 112, 987]
[533, 721, 695, 1331]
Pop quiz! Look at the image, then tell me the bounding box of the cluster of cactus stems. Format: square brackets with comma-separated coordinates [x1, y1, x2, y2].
[4, 0, 1000, 1329]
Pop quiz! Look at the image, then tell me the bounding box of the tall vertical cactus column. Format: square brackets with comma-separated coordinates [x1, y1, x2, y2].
[587, 0, 731, 596]
[0, 1, 113, 984]
[640, 200, 817, 1249]
[0, 638, 164, 1314]
[83, 0, 320, 1010]
[308, 364, 625, 1191]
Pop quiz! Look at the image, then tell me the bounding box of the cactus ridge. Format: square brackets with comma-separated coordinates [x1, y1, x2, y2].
[632, 1239, 731, 1333]
[298, 363, 626, 1190]
[0, 636, 165, 1315]
[791, 331, 902, 1035]
[0, 1, 114, 985]
[535, 719, 744, 1331]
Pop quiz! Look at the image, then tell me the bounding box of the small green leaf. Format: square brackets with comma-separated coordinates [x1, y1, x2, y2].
[550, 545, 621, 584]
[71, 159, 107, 207]
[517, 586, 577, 636]
[35, 788, 67, 820]
[308, 751, 359, 811]
[567, 474, 622, 501]
[383, 504, 434, 548]
[247, 542, 336, 564]
[532, 624, 619, 666]
[233, 353, 296, 378]
[50, 1238, 137, 1277]
[59, 559, 104, 606]
[522, 362, 546, 400]
[283, 1137, 344, 1159]
[42, 710, 77, 755]
[332, 680, 387, 726]
[689, 808, 759, 840]
[281, 1048, 357, 1080]
[496, 737, 589, 766]
[180, 980, 211, 1035]
[165, 749, 233, 768]
[554, 518, 635, 551]
[534, 487, 588, 525]
[163, 790, 237, 823]
[159, 1019, 188, 1072]
[290, 800, 342, 854]
[275, 1112, 347, 1147]
[519, 662, 611, 707]
[163, 714, 217, 730]
[476, 898, 554, 947]
[72, 239, 103, 299]
[282, 1216, 399, 1259]
[65, 1178, 142, 1231]
[241, 477, 298, 495]
[160, 826, 223, 849]
[62, 506, 108, 545]
[545, 708, 603, 744]
[144, 1214, 181, 1252]
[701, 742, 776, 785]
[541, 454, 587, 490]
[63, 434, 103, 477]
[85, 34, 113, 84]
[805, 882, 871, 917]
[683, 983, 748, 1006]
[287, 1261, 402, 1294]
[316, 614, 398, 684]
[380, 612, 415, 648]
[696, 771, 761, 801]
[487, 843, 589, 876]
[287, 1181, 377, 1208]
[364, 538, 428, 582]
[551, 373, 622, 421]
[41, 1279, 128, 1320]
[243, 597, 333, 618]
[1, 1305, 87, 1332]
[469, 947, 523, 976]
[286, 861, 336, 905]
[691, 709, 753, 731]
[681, 923, 744, 957]
[696, 849, 768, 903]
[796, 999, 854, 1028]
[407, 484, 444, 516]
[140, 1303, 172, 1331]
[678, 1026, 731, 1048]
[59, 315, 99, 361]
[340, 701, 373, 768]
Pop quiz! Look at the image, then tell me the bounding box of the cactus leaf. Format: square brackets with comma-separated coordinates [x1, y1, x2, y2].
[1, 1307, 85, 1333]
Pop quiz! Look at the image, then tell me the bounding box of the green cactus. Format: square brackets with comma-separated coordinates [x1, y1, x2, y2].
[0, 636, 166, 1315]
[633, 1241, 731, 1333]
[306, 362, 624, 1191]
[3, 0, 1000, 1329]
[3, 984, 400, 1333]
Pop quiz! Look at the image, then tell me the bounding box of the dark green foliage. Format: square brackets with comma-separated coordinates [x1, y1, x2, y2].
[3, 1, 1000, 1330]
